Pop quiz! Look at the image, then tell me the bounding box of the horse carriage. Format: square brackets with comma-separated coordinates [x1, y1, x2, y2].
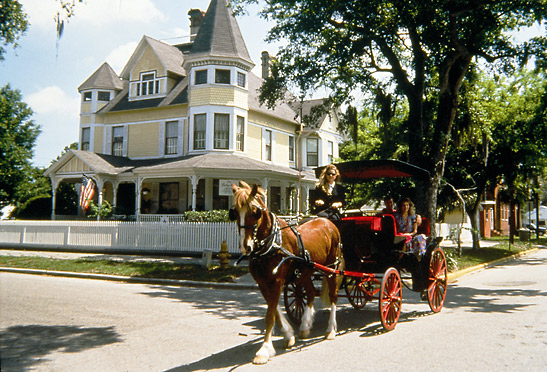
[283, 160, 448, 331]
[230, 159, 447, 364]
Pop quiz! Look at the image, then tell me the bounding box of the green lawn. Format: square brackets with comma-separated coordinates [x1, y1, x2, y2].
[0, 236, 543, 280]
[0, 255, 249, 283]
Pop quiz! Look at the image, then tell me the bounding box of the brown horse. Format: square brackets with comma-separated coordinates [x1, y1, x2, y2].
[231, 181, 342, 364]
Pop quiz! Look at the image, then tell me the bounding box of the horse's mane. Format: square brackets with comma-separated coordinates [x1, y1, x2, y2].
[233, 181, 266, 210]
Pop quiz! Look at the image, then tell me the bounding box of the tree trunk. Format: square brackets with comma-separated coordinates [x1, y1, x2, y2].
[468, 204, 481, 251]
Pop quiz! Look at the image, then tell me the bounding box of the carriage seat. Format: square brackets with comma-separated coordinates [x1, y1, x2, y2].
[339, 216, 382, 268]
[417, 217, 430, 236]
[376, 214, 411, 251]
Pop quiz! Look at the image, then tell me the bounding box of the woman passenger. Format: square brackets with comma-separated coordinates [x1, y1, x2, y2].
[394, 197, 426, 258]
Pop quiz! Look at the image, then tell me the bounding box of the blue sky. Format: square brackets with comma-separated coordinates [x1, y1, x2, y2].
[1, 0, 279, 167]
[2, 1, 544, 168]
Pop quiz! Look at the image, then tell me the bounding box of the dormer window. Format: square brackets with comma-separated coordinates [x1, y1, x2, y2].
[215, 69, 230, 84]
[83, 92, 92, 102]
[135, 72, 160, 97]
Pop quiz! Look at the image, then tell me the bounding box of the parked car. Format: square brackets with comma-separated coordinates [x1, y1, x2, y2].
[525, 223, 546, 236]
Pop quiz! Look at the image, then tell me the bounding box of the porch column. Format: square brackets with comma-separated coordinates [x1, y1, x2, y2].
[191, 176, 198, 211]
[96, 178, 104, 221]
[50, 177, 59, 221]
[301, 184, 311, 215]
[135, 178, 142, 217]
[260, 178, 269, 206]
[112, 182, 119, 210]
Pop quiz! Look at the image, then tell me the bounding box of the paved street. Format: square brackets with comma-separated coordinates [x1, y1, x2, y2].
[1, 247, 546, 372]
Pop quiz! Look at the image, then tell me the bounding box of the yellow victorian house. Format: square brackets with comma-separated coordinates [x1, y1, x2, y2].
[45, 0, 345, 219]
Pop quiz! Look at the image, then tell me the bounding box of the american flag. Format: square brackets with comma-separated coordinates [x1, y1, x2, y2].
[79, 176, 95, 210]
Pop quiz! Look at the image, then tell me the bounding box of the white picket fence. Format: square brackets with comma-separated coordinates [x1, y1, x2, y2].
[0, 220, 240, 255]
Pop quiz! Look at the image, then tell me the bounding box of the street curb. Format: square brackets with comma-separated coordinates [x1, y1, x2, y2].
[0, 267, 259, 290]
[447, 247, 539, 283]
[0, 247, 539, 290]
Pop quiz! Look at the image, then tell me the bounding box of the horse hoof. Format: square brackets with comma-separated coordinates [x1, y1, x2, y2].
[325, 330, 336, 340]
[253, 355, 269, 365]
[299, 330, 311, 339]
[284, 335, 295, 348]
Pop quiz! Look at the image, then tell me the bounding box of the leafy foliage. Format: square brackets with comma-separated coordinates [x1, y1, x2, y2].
[183, 210, 230, 222]
[0, 84, 41, 204]
[0, 0, 28, 60]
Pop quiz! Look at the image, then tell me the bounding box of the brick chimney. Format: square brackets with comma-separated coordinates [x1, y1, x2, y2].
[261, 51, 271, 79]
[188, 9, 205, 42]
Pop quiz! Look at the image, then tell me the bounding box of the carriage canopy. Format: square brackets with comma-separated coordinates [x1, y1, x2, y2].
[315, 159, 430, 182]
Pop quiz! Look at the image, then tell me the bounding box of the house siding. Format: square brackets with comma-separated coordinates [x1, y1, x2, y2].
[189, 86, 247, 109]
[94, 126, 104, 153]
[128, 122, 160, 158]
[131, 46, 164, 81]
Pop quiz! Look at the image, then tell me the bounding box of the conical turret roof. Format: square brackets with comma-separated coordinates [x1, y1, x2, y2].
[189, 0, 253, 66]
[78, 62, 123, 92]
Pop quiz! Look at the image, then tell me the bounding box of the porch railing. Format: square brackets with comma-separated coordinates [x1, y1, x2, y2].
[0, 220, 239, 255]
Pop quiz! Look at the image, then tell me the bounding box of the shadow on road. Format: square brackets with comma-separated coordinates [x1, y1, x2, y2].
[0, 324, 122, 372]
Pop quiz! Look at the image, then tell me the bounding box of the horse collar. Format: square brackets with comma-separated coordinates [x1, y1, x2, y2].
[250, 212, 282, 259]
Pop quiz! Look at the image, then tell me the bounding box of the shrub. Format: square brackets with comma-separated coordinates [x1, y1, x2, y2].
[183, 210, 230, 222]
[12, 195, 52, 220]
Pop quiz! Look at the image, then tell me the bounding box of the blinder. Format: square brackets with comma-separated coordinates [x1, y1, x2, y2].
[228, 207, 237, 221]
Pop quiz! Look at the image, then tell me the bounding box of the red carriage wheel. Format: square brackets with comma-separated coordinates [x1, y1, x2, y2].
[427, 246, 448, 313]
[283, 281, 310, 325]
[379, 267, 402, 331]
[344, 276, 368, 309]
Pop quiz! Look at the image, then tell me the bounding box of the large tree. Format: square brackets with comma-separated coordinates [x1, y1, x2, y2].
[232, 0, 547, 232]
[0, 0, 28, 61]
[0, 84, 41, 204]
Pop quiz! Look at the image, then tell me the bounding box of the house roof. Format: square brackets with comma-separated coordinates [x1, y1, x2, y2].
[189, 0, 253, 66]
[78, 62, 124, 92]
[47, 150, 315, 182]
[119, 36, 185, 80]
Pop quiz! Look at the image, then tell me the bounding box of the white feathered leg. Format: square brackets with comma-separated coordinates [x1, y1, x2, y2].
[325, 302, 337, 340]
[276, 305, 295, 348]
[299, 303, 315, 339]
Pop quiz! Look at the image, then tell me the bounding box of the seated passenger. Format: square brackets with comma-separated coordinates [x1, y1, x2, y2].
[380, 195, 396, 215]
[394, 197, 427, 258]
[311, 164, 346, 221]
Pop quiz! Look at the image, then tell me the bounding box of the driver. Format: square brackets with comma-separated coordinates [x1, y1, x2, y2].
[311, 164, 346, 221]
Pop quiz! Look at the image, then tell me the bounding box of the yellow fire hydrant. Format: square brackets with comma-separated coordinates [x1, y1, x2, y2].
[217, 240, 231, 269]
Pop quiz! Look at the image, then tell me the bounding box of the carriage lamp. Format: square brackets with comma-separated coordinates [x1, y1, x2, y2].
[217, 240, 231, 269]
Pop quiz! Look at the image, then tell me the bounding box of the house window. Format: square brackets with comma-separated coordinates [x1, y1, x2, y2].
[236, 116, 245, 151]
[264, 129, 272, 161]
[289, 135, 295, 162]
[214, 114, 230, 149]
[193, 114, 206, 150]
[83, 92, 92, 102]
[237, 72, 246, 87]
[306, 138, 318, 166]
[98, 91, 110, 101]
[81, 127, 90, 151]
[165, 121, 178, 155]
[195, 69, 207, 85]
[327, 141, 334, 164]
[112, 126, 124, 156]
[213, 179, 229, 210]
[159, 182, 179, 214]
[215, 69, 230, 84]
[136, 72, 159, 96]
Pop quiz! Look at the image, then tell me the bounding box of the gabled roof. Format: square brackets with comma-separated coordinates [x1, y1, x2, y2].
[78, 62, 123, 92]
[119, 36, 185, 80]
[189, 0, 253, 66]
[290, 98, 332, 129]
